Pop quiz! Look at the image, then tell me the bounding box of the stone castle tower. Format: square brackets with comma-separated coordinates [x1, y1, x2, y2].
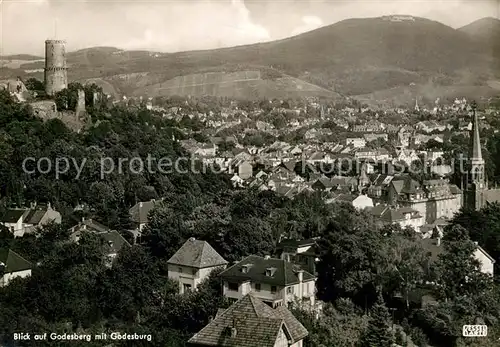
[44, 40, 68, 96]
[463, 102, 487, 210]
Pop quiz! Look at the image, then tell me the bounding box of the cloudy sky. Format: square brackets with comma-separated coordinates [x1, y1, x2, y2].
[0, 0, 498, 55]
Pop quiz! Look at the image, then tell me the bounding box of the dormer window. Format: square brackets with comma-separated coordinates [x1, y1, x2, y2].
[265, 267, 277, 277]
[241, 264, 252, 274]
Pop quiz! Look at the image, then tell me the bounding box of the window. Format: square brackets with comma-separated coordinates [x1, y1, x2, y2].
[183, 284, 192, 293]
[192, 269, 197, 275]
[255, 283, 261, 292]
[178, 267, 182, 273]
[287, 286, 294, 294]
[271, 286, 277, 294]
[228, 282, 239, 291]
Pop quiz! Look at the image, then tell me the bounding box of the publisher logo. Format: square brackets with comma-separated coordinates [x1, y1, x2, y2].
[462, 325, 487, 337]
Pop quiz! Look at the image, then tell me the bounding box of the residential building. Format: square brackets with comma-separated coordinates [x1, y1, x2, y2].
[363, 133, 388, 143]
[387, 178, 462, 224]
[219, 255, 316, 308]
[229, 159, 253, 180]
[168, 237, 228, 294]
[371, 205, 424, 232]
[0, 202, 61, 237]
[0, 249, 32, 287]
[68, 217, 112, 241]
[421, 230, 495, 276]
[345, 138, 366, 148]
[276, 238, 319, 276]
[129, 198, 162, 232]
[100, 231, 131, 266]
[351, 194, 374, 210]
[188, 293, 308, 347]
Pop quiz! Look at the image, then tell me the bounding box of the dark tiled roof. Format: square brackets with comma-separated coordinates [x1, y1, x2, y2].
[391, 180, 405, 194]
[281, 161, 297, 172]
[100, 231, 131, 254]
[81, 219, 111, 233]
[0, 209, 25, 223]
[188, 293, 308, 347]
[129, 199, 160, 224]
[277, 238, 318, 250]
[219, 255, 315, 286]
[401, 178, 422, 194]
[23, 209, 46, 225]
[168, 238, 228, 269]
[0, 249, 32, 274]
[371, 204, 389, 217]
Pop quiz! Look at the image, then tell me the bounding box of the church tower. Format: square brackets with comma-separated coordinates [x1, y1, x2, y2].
[463, 101, 487, 210]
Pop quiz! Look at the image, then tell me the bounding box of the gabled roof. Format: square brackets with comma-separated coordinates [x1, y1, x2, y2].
[188, 293, 308, 347]
[72, 218, 111, 234]
[277, 237, 319, 250]
[401, 178, 422, 194]
[168, 238, 228, 269]
[391, 180, 405, 194]
[129, 199, 161, 224]
[0, 209, 26, 223]
[100, 231, 131, 254]
[219, 255, 315, 286]
[0, 249, 32, 274]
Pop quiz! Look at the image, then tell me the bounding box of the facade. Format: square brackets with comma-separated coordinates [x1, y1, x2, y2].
[168, 237, 228, 294]
[219, 255, 316, 308]
[44, 40, 68, 95]
[387, 178, 462, 224]
[371, 204, 424, 232]
[462, 103, 500, 210]
[0, 249, 32, 287]
[345, 138, 366, 148]
[188, 293, 308, 347]
[0, 203, 62, 237]
[229, 160, 253, 180]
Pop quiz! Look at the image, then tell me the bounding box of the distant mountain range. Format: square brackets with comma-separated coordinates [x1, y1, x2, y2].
[1, 16, 500, 106]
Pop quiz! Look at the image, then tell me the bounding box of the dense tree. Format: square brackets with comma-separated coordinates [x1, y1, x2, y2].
[359, 295, 394, 347]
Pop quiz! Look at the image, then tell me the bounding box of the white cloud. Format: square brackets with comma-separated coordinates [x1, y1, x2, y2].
[291, 15, 324, 36]
[2, 0, 271, 55]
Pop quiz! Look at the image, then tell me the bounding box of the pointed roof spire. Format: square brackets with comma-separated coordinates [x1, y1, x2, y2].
[469, 101, 483, 162]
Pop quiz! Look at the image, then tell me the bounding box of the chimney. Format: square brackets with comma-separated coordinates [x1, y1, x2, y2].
[108, 240, 113, 247]
[230, 319, 237, 337]
[264, 255, 271, 260]
[30, 201, 36, 209]
[81, 217, 85, 222]
[189, 237, 195, 242]
[47, 202, 52, 210]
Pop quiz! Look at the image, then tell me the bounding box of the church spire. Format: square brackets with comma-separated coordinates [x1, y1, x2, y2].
[469, 101, 483, 164]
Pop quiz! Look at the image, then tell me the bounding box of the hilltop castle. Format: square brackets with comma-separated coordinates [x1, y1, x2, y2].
[462, 102, 500, 210]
